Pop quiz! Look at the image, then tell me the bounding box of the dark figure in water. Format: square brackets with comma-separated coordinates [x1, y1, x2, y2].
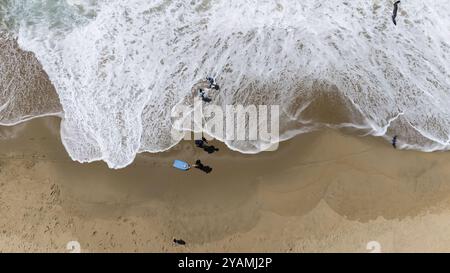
[173, 239, 186, 245]
[198, 88, 205, 98]
[199, 88, 212, 103]
[392, 135, 398, 149]
[194, 159, 213, 174]
[392, 1, 401, 26]
[202, 96, 212, 103]
[206, 76, 220, 90]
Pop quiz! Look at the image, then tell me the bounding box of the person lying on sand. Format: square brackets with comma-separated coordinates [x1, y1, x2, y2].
[194, 159, 213, 174]
[203, 145, 219, 154]
[173, 238, 186, 245]
[195, 137, 211, 148]
[195, 137, 219, 153]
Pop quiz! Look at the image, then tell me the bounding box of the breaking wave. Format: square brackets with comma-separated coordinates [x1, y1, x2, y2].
[0, 0, 449, 168]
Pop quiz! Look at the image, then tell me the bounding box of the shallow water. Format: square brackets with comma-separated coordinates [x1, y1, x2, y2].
[0, 0, 449, 168]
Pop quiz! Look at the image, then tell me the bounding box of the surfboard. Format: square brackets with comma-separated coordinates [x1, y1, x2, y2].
[173, 160, 190, 171]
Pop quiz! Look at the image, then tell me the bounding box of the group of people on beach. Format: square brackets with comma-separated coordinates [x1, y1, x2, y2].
[192, 136, 218, 174]
[172, 1, 406, 247]
[172, 77, 220, 175]
[193, 77, 220, 173]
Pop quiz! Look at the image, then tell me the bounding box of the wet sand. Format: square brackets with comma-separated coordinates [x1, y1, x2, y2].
[1, 117, 450, 252]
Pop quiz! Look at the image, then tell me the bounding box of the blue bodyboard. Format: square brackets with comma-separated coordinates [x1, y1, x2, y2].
[173, 160, 190, 171]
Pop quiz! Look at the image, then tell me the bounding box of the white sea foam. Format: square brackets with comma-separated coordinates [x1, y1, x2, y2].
[1, 0, 449, 168]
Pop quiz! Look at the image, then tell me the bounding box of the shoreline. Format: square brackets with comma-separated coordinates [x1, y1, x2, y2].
[2, 117, 450, 252]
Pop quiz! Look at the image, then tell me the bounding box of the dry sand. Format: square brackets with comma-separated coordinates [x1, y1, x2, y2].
[1, 117, 450, 252]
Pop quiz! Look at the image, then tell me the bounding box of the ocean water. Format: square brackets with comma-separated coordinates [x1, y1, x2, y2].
[0, 0, 449, 168]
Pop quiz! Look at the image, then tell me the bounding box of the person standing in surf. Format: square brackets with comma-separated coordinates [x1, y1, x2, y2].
[392, 1, 401, 25]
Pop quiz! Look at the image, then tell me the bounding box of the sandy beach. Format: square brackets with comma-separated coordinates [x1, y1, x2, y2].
[1, 117, 450, 252]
